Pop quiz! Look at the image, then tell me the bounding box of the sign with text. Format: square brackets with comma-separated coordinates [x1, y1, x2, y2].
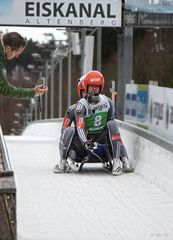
[125, 84, 173, 142]
[148, 86, 165, 137]
[124, 84, 149, 129]
[136, 85, 149, 129]
[124, 84, 137, 124]
[148, 85, 173, 142]
[164, 87, 173, 142]
[0, 0, 122, 27]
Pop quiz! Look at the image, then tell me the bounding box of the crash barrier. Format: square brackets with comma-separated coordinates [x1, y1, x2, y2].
[116, 119, 173, 198]
[23, 118, 173, 198]
[0, 125, 16, 240]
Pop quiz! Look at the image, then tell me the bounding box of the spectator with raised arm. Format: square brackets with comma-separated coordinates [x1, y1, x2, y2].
[0, 32, 48, 98]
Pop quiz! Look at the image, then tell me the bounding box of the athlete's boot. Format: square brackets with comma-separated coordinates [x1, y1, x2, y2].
[112, 158, 123, 176]
[53, 159, 67, 173]
[122, 157, 134, 172]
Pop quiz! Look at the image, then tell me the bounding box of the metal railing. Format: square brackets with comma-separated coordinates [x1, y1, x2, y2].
[0, 126, 14, 177]
[0, 125, 16, 240]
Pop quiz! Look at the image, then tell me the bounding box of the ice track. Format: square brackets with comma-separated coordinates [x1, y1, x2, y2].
[5, 119, 173, 240]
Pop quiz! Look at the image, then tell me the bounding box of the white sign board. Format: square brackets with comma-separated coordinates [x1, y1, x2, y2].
[164, 88, 173, 142]
[0, 0, 122, 27]
[124, 84, 137, 124]
[148, 85, 165, 137]
[136, 85, 149, 129]
[124, 84, 173, 142]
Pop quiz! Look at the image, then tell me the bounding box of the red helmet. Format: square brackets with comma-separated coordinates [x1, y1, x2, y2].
[77, 75, 86, 98]
[84, 70, 104, 93]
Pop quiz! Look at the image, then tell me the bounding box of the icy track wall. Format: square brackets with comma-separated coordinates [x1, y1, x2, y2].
[117, 119, 173, 198]
[23, 118, 173, 198]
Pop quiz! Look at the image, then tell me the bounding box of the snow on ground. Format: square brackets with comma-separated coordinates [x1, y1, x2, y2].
[4, 120, 173, 240]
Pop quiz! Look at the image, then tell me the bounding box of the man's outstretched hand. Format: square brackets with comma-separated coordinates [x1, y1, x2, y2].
[34, 84, 48, 96]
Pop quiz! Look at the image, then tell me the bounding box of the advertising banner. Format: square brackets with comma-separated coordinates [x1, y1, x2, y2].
[164, 88, 173, 142]
[125, 0, 173, 13]
[148, 85, 165, 137]
[136, 85, 149, 129]
[0, 0, 122, 27]
[124, 84, 137, 124]
[125, 84, 173, 142]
